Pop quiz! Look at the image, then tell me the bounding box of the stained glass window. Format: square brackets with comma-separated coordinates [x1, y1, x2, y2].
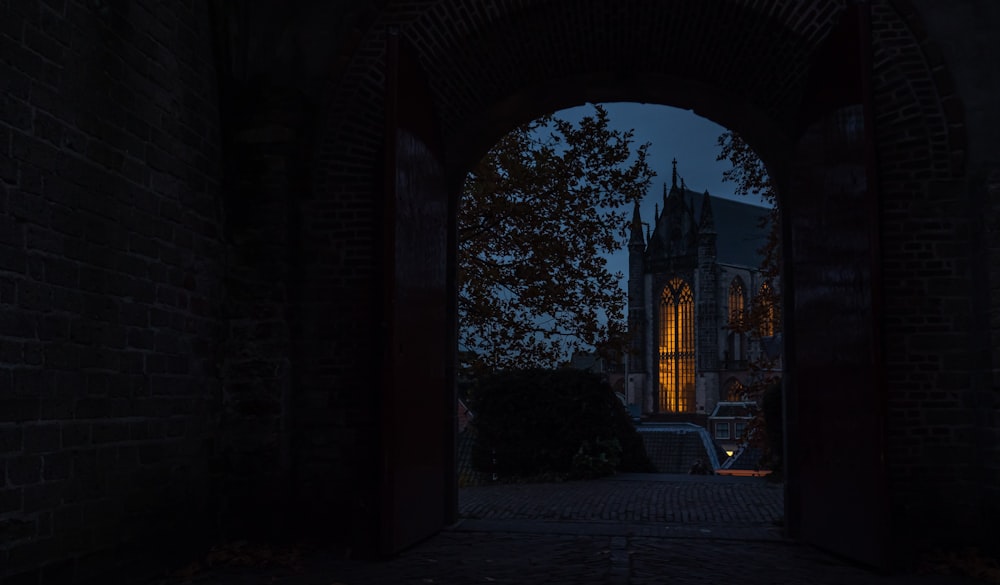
[658, 278, 695, 413]
[728, 277, 745, 329]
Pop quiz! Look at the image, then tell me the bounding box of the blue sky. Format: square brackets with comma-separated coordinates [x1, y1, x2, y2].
[552, 102, 770, 294]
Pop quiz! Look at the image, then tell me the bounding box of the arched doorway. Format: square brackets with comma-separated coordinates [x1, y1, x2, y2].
[297, 0, 973, 569]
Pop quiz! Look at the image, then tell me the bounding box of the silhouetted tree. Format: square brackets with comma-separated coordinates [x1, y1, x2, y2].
[717, 131, 783, 472]
[460, 105, 654, 373]
[717, 130, 781, 337]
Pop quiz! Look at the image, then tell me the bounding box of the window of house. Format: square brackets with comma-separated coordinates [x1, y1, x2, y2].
[716, 421, 730, 440]
[658, 278, 695, 413]
[735, 421, 746, 439]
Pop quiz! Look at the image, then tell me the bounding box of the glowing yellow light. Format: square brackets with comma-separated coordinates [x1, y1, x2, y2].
[658, 278, 695, 413]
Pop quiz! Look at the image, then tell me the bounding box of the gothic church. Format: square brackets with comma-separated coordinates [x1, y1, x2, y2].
[626, 161, 779, 416]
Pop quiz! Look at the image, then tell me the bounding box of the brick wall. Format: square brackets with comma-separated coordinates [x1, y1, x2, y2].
[873, 0, 998, 551]
[903, 0, 1000, 546]
[212, 80, 319, 541]
[307, 0, 995, 560]
[311, 0, 843, 543]
[872, 0, 969, 543]
[3, 0, 995, 578]
[1, 1, 226, 582]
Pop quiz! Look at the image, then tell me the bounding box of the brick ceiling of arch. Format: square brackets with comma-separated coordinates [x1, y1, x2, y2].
[311, 0, 957, 186]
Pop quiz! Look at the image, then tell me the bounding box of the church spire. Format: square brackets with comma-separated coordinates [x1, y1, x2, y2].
[671, 158, 678, 189]
[629, 199, 645, 247]
[699, 190, 717, 234]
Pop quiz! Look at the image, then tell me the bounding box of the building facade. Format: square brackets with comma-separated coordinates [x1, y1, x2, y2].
[627, 161, 779, 416]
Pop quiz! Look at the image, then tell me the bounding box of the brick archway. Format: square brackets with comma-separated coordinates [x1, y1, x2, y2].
[299, 0, 978, 566]
[4, 0, 995, 580]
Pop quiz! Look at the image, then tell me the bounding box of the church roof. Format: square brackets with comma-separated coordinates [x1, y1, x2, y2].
[682, 189, 770, 269]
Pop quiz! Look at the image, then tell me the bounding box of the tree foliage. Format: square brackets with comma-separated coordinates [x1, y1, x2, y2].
[459, 105, 655, 373]
[717, 131, 782, 343]
[717, 131, 783, 471]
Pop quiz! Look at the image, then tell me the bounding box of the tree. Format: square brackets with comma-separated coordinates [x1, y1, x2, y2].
[459, 104, 655, 374]
[716, 130, 781, 346]
[717, 130, 783, 472]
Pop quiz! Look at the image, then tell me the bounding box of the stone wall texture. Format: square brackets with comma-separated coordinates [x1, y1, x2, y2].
[1, 0, 226, 582]
[1, 0, 998, 581]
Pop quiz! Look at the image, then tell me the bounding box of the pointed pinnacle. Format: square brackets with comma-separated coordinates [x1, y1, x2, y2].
[629, 199, 645, 246]
[699, 190, 717, 233]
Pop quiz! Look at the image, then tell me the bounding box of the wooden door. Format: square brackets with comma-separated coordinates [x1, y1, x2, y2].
[380, 28, 451, 556]
[784, 2, 890, 569]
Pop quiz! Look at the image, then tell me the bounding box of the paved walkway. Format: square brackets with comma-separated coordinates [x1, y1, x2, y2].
[460, 473, 783, 535]
[150, 474, 987, 585]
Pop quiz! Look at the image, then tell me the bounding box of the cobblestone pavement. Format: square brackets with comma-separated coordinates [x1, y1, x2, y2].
[460, 473, 784, 530]
[150, 474, 985, 585]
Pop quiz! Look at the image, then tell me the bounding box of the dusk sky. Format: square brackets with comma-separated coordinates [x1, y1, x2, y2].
[552, 102, 771, 295]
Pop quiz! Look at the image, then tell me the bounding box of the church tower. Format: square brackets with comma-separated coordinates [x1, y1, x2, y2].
[626, 200, 648, 408]
[696, 190, 721, 415]
[646, 160, 700, 414]
[627, 159, 774, 420]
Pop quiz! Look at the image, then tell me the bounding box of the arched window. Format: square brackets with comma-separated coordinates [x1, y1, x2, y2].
[758, 281, 778, 337]
[658, 278, 695, 413]
[728, 277, 745, 329]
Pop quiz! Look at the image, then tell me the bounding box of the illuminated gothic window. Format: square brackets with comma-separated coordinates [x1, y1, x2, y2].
[658, 278, 695, 413]
[758, 281, 778, 337]
[728, 277, 745, 328]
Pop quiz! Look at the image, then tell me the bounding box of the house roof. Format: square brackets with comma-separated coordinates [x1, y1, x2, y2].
[709, 401, 758, 418]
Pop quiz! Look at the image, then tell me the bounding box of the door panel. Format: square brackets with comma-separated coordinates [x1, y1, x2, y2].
[785, 3, 889, 569]
[380, 28, 450, 555]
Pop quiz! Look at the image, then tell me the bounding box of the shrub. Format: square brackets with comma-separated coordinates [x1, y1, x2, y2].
[746, 379, 783, 476]
[571, 438, 622, 479]
[469, 368, 653, 479]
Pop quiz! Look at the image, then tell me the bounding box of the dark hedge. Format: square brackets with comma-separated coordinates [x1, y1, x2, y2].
[469, 368, 653, 479]
[760, 379, 783, 475]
